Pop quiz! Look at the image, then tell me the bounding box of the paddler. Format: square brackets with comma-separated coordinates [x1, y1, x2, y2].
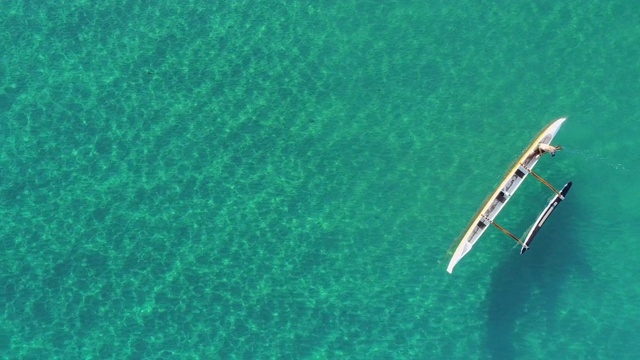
[536, 144, 563, 157]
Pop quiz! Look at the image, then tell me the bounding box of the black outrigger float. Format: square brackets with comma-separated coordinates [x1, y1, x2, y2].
[520, 181, 572, 254]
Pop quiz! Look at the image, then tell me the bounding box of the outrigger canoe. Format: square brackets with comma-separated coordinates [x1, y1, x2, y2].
[446, 118, 567, 274]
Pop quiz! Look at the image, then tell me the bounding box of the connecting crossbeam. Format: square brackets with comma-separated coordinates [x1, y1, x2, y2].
[481, 215, 528, 248]
[520, 164, 563, 198]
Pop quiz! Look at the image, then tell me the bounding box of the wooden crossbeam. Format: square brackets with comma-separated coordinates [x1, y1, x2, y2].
[482, 215, 528, 248]
[521, 164, 562, 198]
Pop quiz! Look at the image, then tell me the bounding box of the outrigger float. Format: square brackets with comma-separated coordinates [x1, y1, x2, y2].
[446, 118, 571, 274]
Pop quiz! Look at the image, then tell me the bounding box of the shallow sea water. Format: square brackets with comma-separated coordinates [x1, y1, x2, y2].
[1, 1, 639, 359]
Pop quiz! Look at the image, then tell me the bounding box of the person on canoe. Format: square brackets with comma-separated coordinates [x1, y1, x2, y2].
[536, 144, 563, 157]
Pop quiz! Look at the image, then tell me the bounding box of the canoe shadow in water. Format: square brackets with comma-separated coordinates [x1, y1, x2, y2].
[483, 196, 593, 360]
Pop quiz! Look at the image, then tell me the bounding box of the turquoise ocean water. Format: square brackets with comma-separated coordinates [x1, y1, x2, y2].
[1, 1, 639, 359]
